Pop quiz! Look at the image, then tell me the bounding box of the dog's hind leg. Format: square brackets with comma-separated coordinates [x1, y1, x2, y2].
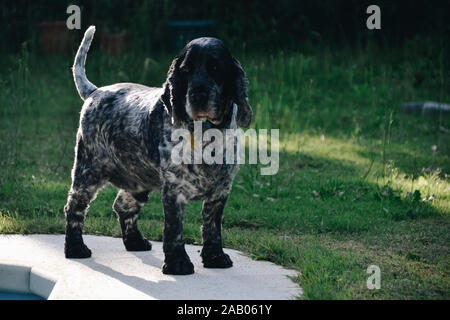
[113, 190, 152, 251]
[64, 138, 105, 258]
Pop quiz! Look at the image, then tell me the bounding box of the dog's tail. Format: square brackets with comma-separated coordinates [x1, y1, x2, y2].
[73, 26, 97, 100]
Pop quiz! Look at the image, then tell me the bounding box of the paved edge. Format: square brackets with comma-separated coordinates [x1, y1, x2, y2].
[0, 263, 56, 299]
[0, 234, 302, 300]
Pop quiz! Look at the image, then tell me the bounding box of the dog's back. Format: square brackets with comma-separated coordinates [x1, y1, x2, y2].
[77, 83, 163, 190]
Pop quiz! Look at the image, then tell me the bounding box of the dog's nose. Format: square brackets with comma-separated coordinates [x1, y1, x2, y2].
[189, 91, 208, 106]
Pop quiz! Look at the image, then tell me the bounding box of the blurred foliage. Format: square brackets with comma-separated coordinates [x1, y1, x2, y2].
[1, 0, 449, 53]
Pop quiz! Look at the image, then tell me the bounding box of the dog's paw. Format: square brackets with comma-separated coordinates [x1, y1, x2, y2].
[65, 242, 92, 259]
[162, 256, 195, 275]
[202, 252, 233, 268]
[124, 237, 152, 252]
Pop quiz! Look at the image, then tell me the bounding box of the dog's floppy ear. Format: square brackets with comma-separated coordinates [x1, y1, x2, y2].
[163, 53, 188, 125]
[232, 58, 253, 128]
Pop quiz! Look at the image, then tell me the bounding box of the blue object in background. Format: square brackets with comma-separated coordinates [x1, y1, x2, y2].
[167, 20, 216, 51]
[0, 291, 45, 300]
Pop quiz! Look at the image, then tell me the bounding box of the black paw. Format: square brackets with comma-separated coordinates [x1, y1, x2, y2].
[162, 255, 195, 275]
[202, 252, 233, 268]
[65, 241, 92, 259]
[124, 237, 152, 252]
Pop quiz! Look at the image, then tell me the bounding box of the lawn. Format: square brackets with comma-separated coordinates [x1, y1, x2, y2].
[0, 41, 449, 299]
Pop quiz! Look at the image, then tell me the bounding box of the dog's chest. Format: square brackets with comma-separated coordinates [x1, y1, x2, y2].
[158, 124, 240, 200]
[163, 162, 237, 200]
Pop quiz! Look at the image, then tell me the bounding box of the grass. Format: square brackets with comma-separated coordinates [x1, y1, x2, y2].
[0, 40, 449, 299]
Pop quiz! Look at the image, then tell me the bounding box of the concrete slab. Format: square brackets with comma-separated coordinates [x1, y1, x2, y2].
[30, 267, 57, 299]
[0, 235, 301, 300]
[0, 264, 31, 294]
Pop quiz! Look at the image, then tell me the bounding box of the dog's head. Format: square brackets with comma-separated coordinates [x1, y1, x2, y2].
[162, 37, 252, 128]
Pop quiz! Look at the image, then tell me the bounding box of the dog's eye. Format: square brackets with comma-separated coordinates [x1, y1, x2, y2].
[180, 66, 190, 74]
[180, 63, 190, 74]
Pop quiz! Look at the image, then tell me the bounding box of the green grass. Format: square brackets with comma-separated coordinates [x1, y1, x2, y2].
[0, 42, 449, 299]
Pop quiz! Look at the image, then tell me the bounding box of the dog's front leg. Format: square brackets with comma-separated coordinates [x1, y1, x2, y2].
[161, 186, 194, 275]
[200, 195, 233, 268]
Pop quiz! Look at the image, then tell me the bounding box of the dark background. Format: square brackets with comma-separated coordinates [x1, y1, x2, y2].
[1, 0, 449, 54]
[0, 1, 449, 300]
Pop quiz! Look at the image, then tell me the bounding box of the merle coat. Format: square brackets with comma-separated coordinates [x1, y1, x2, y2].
[64, 26, 252, 275]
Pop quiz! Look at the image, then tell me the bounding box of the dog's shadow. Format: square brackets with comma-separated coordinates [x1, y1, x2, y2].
[73, 248, 223, 300]
[74, 253, 166, 299]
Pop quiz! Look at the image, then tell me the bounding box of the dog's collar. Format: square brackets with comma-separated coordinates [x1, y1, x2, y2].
[201, 120, 216, 130]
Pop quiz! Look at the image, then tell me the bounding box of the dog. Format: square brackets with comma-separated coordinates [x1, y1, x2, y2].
[64, 26, 252, 275]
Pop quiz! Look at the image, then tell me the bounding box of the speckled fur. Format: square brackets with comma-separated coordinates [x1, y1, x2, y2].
[64, 26, 252, 275]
